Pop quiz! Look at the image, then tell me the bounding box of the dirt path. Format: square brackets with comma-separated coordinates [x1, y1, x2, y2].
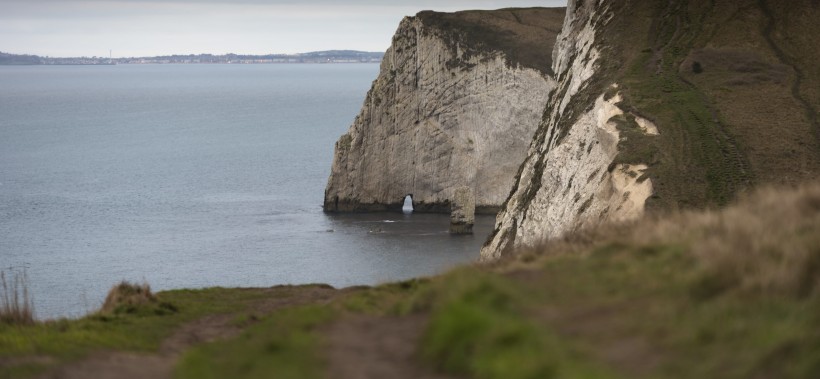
[506, 269, 665, 378]
[324, 314, 455, 379]
[37, 285, 339, 379]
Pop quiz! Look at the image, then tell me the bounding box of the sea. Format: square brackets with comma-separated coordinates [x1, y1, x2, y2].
[0, 64, 493, 320]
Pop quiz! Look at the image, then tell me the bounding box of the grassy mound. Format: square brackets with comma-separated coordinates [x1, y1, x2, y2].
[100, 281, 178, 316]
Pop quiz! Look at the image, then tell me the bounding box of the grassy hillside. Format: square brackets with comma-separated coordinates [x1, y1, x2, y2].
[582, 0, 820, 209]
[3, 182, 818, 378]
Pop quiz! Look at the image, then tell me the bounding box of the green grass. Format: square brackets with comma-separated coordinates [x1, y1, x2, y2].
[417, 268, 619, 379]
[175, 305, 333, 379]
[0, 287, 282, 377]
[524, 242, 820, 379]
[338, 278, 430, 316]
[619, 49, 749, 208]
[163, 248, 815, 379]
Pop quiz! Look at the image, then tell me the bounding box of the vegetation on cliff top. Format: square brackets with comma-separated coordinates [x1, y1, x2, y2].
[416, 7, 565, 74]
[598, 0, 820, 208]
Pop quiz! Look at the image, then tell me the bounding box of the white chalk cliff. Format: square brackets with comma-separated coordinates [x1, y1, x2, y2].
[480, 0, 657, 260]
[323, 4, 657, 260]
[323, 9, 565, 213]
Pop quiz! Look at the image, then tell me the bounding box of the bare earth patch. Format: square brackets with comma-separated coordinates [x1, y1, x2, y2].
[324, 314, 454, 379]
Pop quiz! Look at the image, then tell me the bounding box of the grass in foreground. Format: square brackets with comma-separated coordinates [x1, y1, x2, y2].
[175, 305, 333, 379]
[4, 183, 819, 379]
[0, 285, 287, 378]
[489, 182, 820, 379]
[174, 183, 820, 379]
[416, 268, 620, 379]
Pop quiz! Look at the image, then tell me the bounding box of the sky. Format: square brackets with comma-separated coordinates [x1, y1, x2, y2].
[0, 0, 568, 58]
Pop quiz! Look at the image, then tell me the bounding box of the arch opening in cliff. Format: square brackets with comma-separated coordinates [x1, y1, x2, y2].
[402, 195, 414, 214]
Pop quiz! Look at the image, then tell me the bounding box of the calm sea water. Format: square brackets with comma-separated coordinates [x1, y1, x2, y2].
[0, 64, 492, 320]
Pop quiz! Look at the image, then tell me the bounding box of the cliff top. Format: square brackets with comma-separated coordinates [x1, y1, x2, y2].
[416, 7, 566, 74]
[599, 0, 820, 208]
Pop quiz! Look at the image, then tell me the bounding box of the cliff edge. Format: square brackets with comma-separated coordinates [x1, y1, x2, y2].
[323, 8, 565, 214]
[481, 0, 820, 260]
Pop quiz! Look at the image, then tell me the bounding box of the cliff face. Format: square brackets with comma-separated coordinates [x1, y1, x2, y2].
[481, 0, 820, 260]
[323, 8, 565, 213]
[481, 1, 657, 259]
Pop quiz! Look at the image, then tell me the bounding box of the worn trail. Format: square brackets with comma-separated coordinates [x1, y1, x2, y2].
[36, 286, 338, 379]
[324, 314, 454, 379]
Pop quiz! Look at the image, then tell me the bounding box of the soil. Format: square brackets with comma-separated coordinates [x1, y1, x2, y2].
[324, 314, 455, 379]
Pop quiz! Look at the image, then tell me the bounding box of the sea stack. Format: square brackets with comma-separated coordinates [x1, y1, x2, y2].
[449, 187, 475, 234]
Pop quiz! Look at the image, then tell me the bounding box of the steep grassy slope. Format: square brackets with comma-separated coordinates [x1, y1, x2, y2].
[601, 0, 820, 209]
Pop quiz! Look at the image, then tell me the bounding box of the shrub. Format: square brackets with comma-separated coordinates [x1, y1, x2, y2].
[100, 281, 177, 316]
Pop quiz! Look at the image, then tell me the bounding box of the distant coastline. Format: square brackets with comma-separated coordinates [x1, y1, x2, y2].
[0, 50, 383, 65]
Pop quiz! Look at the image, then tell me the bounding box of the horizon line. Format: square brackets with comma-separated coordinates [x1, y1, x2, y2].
[1, 49, 387, 60]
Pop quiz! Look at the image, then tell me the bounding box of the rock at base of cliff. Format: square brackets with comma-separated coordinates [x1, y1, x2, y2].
[449, 187, 475, 235]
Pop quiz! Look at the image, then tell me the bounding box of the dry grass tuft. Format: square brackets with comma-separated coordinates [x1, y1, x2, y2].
[622, 183, 820, 298]
[1, 270, 35, 325]
[504, 182, 820, 299]
[100, 281, 158, 315]
[637, 183, 820, 299]
[681, 184, 820, 298]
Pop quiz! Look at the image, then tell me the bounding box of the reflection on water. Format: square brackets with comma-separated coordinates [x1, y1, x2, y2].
[326, 211, 494, 238]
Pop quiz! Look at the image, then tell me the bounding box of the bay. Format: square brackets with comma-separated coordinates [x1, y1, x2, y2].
[0, 64, 491, 320]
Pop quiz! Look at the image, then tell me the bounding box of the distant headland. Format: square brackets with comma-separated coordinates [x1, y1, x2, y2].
[0, 50, 383, 65]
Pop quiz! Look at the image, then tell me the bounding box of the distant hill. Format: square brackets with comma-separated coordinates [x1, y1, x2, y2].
[297, 50, 384, 59]
[0, 50, 384, 65]
[0, 52, 42, 65]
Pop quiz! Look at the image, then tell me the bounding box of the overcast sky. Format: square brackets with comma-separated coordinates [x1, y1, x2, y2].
[1, 0, 568, 57]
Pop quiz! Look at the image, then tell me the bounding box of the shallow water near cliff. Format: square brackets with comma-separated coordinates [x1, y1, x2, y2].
[0, 64, 493, 320]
